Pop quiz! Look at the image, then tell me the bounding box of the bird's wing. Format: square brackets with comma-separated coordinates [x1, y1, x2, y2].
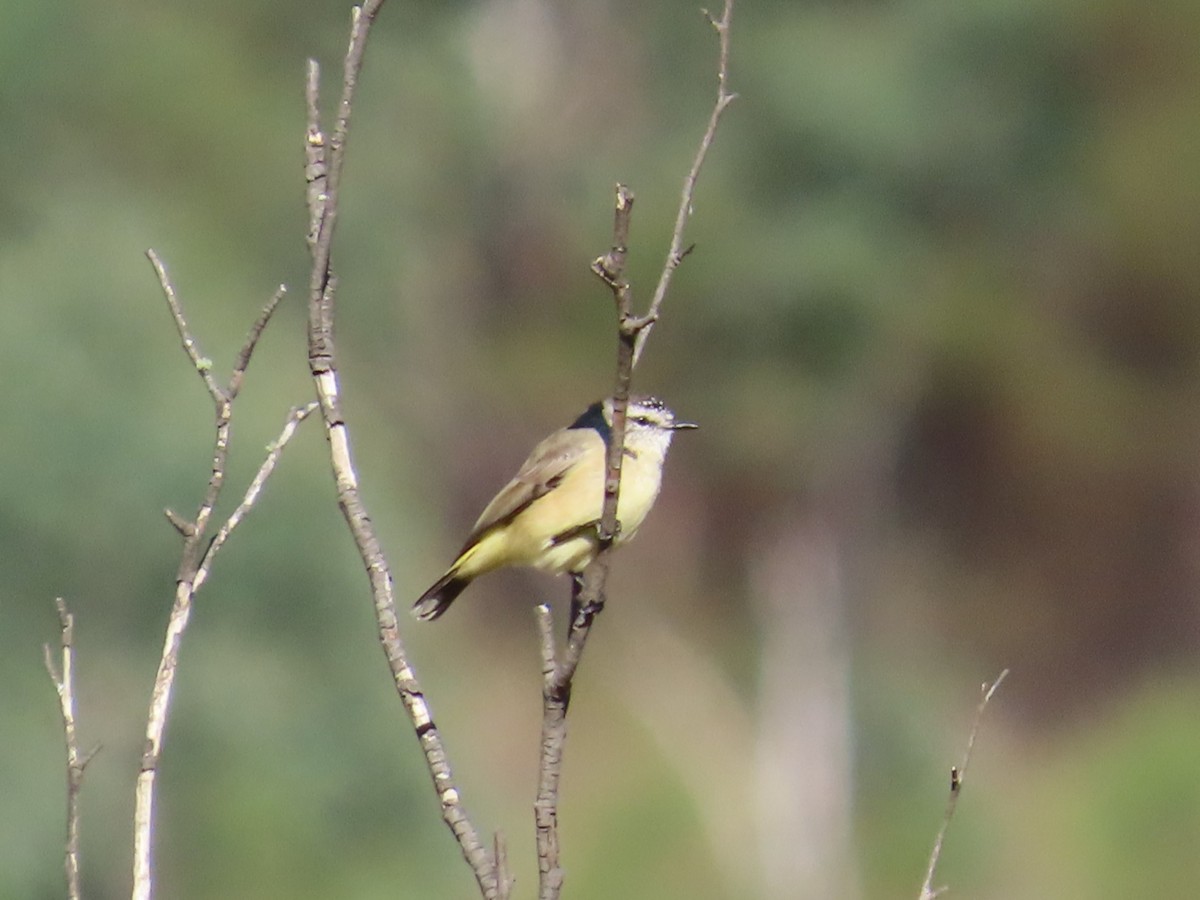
[458, 427, 591, 551]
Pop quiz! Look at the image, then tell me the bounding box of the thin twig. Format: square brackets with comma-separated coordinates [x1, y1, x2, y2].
[305, 60, 329, 252]
[194, 402, 320, 593]
[44, 598, 99, 900]
[918, 669, 1010, 900]
[146, 253, 237, 574]
[633, 0, 737, 366]
[534, 5, 736, 896]
[303, 5, 498, 897]
[133, 263, 302, 900]
[308, 0, 385, 293]
[147, 249, 224, 403]
[229, 285, 287, 399]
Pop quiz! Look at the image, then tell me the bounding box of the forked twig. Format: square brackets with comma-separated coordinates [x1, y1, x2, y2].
[132, 255, 309, 900]
[918, 669, 1010, 900]
[534, 4, 736, 897]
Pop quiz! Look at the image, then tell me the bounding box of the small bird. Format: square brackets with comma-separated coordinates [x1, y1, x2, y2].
[412, 394, 696, 621]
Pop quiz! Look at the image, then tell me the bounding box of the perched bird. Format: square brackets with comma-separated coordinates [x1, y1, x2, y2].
[412, 394, 696, 621]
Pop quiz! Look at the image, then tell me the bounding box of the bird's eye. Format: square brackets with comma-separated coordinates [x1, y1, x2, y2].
[633, 416, 652, 426]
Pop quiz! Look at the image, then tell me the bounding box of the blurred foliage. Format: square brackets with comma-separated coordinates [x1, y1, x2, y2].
[4, 0, 1200, 896]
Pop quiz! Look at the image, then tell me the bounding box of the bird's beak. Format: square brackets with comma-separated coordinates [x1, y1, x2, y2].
[672, 420, 699, 431]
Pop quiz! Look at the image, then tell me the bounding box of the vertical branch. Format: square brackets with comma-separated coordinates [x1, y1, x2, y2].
[918, 669, 1010, 900]
[133, 255, 301, 900]
[133, 253, 232, 900]
[534, 4, 737, 897]
[44, 598, 99, 900]
[534, 187, 637, 900]
[533, 604, 566, 894]
[303, 5, 499, 897]
[132, 580, 196, 900]
[493, 832, 514, 900]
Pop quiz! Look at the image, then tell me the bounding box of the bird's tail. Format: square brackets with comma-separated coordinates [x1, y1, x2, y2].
[412, 571, 471, 622]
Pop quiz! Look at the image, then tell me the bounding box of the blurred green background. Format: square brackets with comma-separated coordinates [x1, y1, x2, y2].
[5, 0, 1200, 896]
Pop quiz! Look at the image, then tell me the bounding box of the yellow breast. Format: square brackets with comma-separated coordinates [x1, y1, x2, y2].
[453, 441, 665, 578]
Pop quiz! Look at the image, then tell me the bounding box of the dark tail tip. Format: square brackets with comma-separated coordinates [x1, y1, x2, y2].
[412, 573, 470, 622]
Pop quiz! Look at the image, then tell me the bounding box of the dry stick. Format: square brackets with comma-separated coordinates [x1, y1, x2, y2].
[918, 669, 1010, 900]
[633, 0, 738, 367]
[533, 186, 637, 900]
[494, 831, 514, 900]
[534, 604, 567, 896]
[302, 6, 498, 898]
[44, 598, 100, 900]
[534, 4, 737, 897]
[133, 254, 307, 900]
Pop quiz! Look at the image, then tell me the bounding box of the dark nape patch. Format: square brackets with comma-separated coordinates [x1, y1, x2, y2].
[568, 401, 611, 444]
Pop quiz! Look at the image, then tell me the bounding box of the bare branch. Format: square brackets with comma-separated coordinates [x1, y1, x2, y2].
[228, 285, 287, 400]
[45, 598, 97, 900]
[163, 508, 194, 537]
[133, 583, 194, 900]
[330, 1, 384, 195]
[589, 183, 636, 311]
[194, 402, 319, 592]
[305, 60, 329, 252]
[307, 0, 385, 297]
[535, 604, 557, 681]
[534, 188, 636, 895]
[147, 249, 224, 402]
[494, 831, 514, 900]
[146, 251, 232, 565]
[302, 5, 498, 897]
[918, 669, 1010, 900]
[533, 603, 565, 895]
[134, 258, 306, 900]
[534, 5, 737, 895]
[634, 0, 737, 366]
